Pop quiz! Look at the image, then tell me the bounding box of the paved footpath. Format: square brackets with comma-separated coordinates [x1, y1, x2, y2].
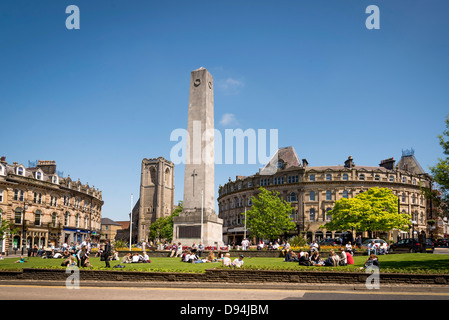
[1, 282, 449, 300]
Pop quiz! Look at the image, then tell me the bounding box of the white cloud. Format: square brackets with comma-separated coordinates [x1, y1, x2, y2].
[219, 113, 239, 127]
[216, 77, 244, 95]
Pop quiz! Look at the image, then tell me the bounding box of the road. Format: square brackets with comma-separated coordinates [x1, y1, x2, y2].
[1, 284, 448, 300]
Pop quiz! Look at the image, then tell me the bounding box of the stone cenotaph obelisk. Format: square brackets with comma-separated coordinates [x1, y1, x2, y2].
[172, 67, 223, 247]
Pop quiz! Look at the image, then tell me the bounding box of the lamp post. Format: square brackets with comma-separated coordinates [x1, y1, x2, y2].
[201, 190, 204, 245]
[21, 203, 27, 256]
[129, 193, 133, 251]
[244, 206, 247, 241]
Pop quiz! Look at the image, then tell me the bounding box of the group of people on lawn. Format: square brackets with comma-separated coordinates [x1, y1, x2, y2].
[284, 240, 356, 267]
[284, 240, 379, 269]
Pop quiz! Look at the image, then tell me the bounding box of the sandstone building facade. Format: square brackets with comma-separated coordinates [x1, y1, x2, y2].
[131, 157, 175, 242]
[0, 157, 104, 255]
[217, 147, 432, 244]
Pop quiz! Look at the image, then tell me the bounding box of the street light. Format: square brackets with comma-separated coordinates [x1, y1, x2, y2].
[21, 203, 27, 255]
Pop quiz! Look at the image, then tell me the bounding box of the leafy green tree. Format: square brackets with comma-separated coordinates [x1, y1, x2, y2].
[149, 201, 182, 242]
[244, 187, 296, 241]
[0, 213, 17, 240]
[427, 114, 449, 218]
[323, 187, 410, 238]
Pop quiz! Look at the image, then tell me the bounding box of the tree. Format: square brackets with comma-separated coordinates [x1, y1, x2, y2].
[428, 114, 449, 219]
[244, 187, 296, 241]
[149, 201, 182, 242]
[0, 214, 17, 240]
[323, 187, 411, 238]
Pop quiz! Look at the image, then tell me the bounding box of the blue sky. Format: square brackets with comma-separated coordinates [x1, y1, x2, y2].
[1, 1, 448, 221]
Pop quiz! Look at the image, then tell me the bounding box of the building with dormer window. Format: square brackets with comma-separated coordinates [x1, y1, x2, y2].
[217, 147, 433, 244]
[0, 157, 104, 255]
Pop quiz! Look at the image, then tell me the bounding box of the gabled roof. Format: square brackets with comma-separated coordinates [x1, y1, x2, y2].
[101, 218, 122, 226]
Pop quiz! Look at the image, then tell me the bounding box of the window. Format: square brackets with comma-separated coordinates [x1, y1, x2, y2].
[309, 191, 315, 201]
[50, 196, 58, 207]
[402, 177, 407, 183]
[389, 176, 394, 182]
[35, 210, 42, 226]
[35, 171, 42, 180]
[309, 208, 316, 221]
[402, 193, 406, 203]
[52, 175, 59, 184]
[412, 194, 416, 204]
[342, 190, 348, 199]
[17, 166, 24, 176]
[0, 190, 3, 202]
[15, 207, 23, 224]
[412, 179, 417, 185]
[288, 192, 297, 202]
[14, 189, 24, 201]
[359, 174, 365, 181]
[33, 192, 42, 204]
[326, 190, 332, 201]
[274, 177, 284, 185]
[288, 175, 299, 184]
[326, 174, 332, 181]
[325, 208, 332, 221]
[64, 196, 70, 206]
[84, 216, 88, 228]
[64, 212, 70, 226]
[76, 214, 80, 228]
[309, 174, 315, 182]
[52, 212, 57, 226]
[374, 175, 380, 181]
[0, 165, 5, 176]
[342, 174, 348, 181]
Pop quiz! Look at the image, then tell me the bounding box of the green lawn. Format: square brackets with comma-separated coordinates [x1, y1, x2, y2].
[1, 253, 448, 274]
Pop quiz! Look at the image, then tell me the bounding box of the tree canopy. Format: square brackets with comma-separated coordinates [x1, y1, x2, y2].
[149, 201, 182, 242]
[322, 187, 411, 237]
[428, 114, 449, 218]
[244, 187, 296, 241]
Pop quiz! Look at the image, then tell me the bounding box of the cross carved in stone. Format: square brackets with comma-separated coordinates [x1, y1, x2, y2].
[191, 169, 198, 197]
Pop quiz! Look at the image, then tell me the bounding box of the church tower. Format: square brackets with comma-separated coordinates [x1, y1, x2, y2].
[136, 157, 175, 241]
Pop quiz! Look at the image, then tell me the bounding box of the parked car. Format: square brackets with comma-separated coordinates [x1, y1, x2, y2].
[389, 238, 434, 253]
[436, 238, 449, 247]
[319, 238, 342, 246]
[360, 239, 388, 250]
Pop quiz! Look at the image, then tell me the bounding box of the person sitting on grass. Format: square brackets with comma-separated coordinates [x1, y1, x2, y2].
[121, 253, 132, 264]
[183, 250, 191, 263]
[14, 256, 26, 263]
[132, 253, 141, 263]
[222, 253, 232, 267]
[339, 249, 347, 266]
[378, 242, 388, 255]
[61, 256, 76, 267]
[346, 250, 354, 265]
[310, 250, 323, 266]
[142, 252, 151, 263]
[360, 254, 379, 270]
[298, 252, 312, 266]
[206, 251, 217, 263]
[232, 255, 244, 268]
[324, 249, 340, 266]
[216, 251, 224, 261]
